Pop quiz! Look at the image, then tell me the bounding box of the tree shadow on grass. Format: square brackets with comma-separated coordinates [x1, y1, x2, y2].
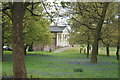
[26, 53, 55, 57]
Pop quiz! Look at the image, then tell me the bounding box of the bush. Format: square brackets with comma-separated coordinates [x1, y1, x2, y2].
[73, 68, 83, 72]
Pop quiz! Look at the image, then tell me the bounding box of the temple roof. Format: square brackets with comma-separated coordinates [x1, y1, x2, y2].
[49, 26, 66, 33]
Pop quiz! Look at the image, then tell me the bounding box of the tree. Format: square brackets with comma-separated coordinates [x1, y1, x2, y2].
[116, 2, 120, 60]
[100, 3, 119, 58]
[2, 2, 44, 78]
[68, 2, 110, 63]
[101, 24, 115, 56]
[8, 2, 27, 78]
[23, 11, 53, 54]
[61, 2, 113, 62]
[85, 2, 110, 63]
[3, 8, 53, 54]
[68, 22, 94, 57]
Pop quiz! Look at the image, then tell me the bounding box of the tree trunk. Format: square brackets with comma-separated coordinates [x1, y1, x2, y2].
[24, 45, 28, 55]
[90, 2, 110, 63]
[87, 43, 90, 58]
[49, 48, 52, 52]
[117, 3, 120, 60]
[0, 23, 2, 61]
[2, 44, 4, 61]
[28, 44, 33, 51]
[43, 45, 44, 51]
[84, 49, 86, 53]
[10, 2, 27, 78]
[116, 45, 119, 60]
[87, 34, 90, 58]
[106, 44, 110, 56]
[2, 19, 5, 61]
[80, 48, 82, 53]
[2, 29, 4, 61]
[41, 48, 43, 51]
[90, 36, 98, 63]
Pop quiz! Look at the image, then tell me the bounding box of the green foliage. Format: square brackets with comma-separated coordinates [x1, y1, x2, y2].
[73, 68, 83, 72]
[3, 10, 53, 47]
[67, 2, 118, 48]
[2, 14, 12, 46]
[23, 11, 53, 46]
[100, 3, 119, 46]
[60, 2, 71, 8]
[68, 25, 94, 46]
[60, 2, 66, 8]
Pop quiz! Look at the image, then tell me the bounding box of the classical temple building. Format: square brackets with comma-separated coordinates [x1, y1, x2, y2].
[33, 25, 70, 51]
[50, 25, 70, 47]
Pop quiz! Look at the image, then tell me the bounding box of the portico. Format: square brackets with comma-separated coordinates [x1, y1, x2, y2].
[50, 26, 70, 47]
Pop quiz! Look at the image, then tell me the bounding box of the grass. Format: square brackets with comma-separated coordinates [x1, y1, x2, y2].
[98, 47, 117, 55]
[60, 47, 81, 54]
[2, 47, 119, 78]
[61, 47, 117, 56]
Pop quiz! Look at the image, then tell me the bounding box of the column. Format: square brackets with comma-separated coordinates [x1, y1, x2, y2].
[63, 34, 65, 46]
[57, 33, 59, 46]
[65, 34, 67, 46]
[54, 33, 57, 47]
[61, 34, 63, 46]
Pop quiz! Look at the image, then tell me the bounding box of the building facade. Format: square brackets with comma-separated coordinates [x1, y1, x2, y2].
[33, 25, 70, 51]
[50, 26, 70, 47]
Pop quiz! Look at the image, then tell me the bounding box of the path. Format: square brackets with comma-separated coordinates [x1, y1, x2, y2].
[53, 47, 70, 53]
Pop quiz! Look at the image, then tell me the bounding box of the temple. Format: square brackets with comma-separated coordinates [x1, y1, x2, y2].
[50, 25, 70, 47]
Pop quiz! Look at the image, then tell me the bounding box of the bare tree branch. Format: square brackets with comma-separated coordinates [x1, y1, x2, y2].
[42, 2, 53, 22]
[1, 5, 12, 20]
[2, 11, 12, 20]
[71, 17, 95, 30]
[100, 38, 106, 45]
[24, 2, 31, 8]
[26, 8, 42, 16]
[1, 6, 10, 12]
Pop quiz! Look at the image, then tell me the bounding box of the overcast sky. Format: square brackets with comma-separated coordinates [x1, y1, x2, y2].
[44, 0, 119, 26]
[45, 0, 119, 2]
[43, 1, 70, 26]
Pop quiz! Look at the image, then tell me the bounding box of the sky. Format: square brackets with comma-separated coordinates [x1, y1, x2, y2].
[1, 0, 119, 2]
[45, 0, 119, 2]
[43, 1, 70, 26]
[44, 0, 120, 26]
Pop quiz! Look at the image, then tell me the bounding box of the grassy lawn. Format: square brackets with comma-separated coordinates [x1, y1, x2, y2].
[61, 47, 117, 55]
[2, 47, 118, 78]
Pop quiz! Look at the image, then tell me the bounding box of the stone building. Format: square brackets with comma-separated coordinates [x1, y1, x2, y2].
[50, 26, 70, 47]
[33, 25, 70, 51]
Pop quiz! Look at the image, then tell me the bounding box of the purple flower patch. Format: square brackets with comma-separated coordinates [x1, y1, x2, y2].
[68, 61, 81, 64]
